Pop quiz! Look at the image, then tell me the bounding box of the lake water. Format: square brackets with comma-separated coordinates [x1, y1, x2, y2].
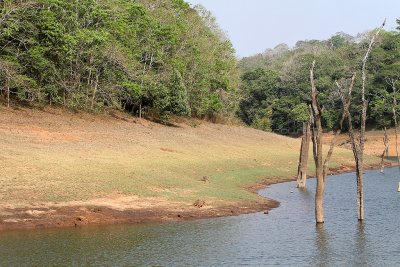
[1, 168, 400, 266]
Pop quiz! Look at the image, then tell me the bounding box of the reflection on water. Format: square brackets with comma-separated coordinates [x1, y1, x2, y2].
[0, 169, 400, 266]
[354, 222, 368, 266]
[315, 224, 331, 267]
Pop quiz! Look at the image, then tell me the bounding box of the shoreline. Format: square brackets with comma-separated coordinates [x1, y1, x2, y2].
[0, 162, 391, 232]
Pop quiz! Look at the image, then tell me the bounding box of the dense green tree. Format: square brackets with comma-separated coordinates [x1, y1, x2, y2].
[0, 0, 239, 121]
[238, 19, 400, 134]
[169, 69, 190, 115]
[238, 68, 279, 128]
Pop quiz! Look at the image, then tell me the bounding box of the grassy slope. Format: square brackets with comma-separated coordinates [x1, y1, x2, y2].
[0, 107, 378, 210]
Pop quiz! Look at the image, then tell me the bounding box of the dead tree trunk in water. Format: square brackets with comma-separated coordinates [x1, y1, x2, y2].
[380, 127, 389, 173]
[346, 20, 385, 221]
[296, 110, 312, 188]
[310, 61, 324, 223]
[357, 21, 385, 220]
[310, 61, 351, 223]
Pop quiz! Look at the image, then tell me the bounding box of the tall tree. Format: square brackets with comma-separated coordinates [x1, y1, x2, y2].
[310, 60, 353, 223]
[169, 69, 191, 115]
[344, 20, 385, 221]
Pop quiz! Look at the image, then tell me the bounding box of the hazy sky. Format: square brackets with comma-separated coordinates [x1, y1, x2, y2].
[185, 0, 400, 58]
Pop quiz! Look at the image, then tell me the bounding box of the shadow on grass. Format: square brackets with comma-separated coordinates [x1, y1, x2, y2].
[385, 156, 400, 162]
[145, 116, 182, 128]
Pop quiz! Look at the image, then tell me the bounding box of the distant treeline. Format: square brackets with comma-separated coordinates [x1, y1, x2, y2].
[0, 0, 239, 120]
[238, 22, 400, 134]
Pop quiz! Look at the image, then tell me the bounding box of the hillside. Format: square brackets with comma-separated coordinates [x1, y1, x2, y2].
[0, 0, 239, 119]
[0, 107, 381, 230]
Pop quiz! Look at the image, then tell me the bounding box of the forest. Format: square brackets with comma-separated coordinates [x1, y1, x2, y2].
[238, 21, 400, 134]
[0, 0, 239, 120]
[1, 0, 400, 134]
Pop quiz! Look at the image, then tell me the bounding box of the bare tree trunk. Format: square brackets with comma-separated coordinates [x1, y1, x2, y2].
[340, 20, 385, 221]
[356, 158, 364, 220]
[311, 117, 324, 223]
[355, 20, 385, 221]
[380, 127, 389, 173]
[297, 118, 311, 188]
[310, 61, 353, 224]
[309, 61, 324, 223]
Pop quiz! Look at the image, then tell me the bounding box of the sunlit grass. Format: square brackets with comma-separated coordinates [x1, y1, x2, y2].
[0, 108, 379, 208]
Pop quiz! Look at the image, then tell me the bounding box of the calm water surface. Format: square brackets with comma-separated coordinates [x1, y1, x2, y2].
[1, 169, 400, 266]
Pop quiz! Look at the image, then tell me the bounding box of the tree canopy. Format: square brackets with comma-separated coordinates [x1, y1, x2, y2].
[238, 23, 400, 134]
[1, 2, 399, 132]
[0, 0, 239, 120]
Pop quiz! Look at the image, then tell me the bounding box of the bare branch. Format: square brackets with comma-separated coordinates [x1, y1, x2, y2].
[323, 73, 356, 180]
[310, 61, 319, 117]
[360, 19, 386, 151]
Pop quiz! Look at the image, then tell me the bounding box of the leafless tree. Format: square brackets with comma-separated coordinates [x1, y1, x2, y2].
[341, 20, 385, 221]
[310, 61, 353, 223]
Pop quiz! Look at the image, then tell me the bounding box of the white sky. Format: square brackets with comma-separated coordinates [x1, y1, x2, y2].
[185, 0, 400, 57]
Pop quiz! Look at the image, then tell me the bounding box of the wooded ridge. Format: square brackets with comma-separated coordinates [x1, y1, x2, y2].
[1, 1, 400, 134]
[238, 21, 400, 134]
[0, 0, 239, 120]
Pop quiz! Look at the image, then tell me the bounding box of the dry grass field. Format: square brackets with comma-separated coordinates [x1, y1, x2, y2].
[323, 129, 400, 158]
[0, 107, 382, 228]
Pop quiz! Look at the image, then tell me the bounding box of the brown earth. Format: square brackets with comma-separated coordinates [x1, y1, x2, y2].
[0, 199, 280, 231]
[323, 130, 400, 158]
[0, 163, 389, 231]
[0, 106, 383, 231]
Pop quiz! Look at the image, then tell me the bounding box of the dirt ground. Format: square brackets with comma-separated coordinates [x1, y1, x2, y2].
[0, 106, 381, 230]
[323, 130, 400, 158]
